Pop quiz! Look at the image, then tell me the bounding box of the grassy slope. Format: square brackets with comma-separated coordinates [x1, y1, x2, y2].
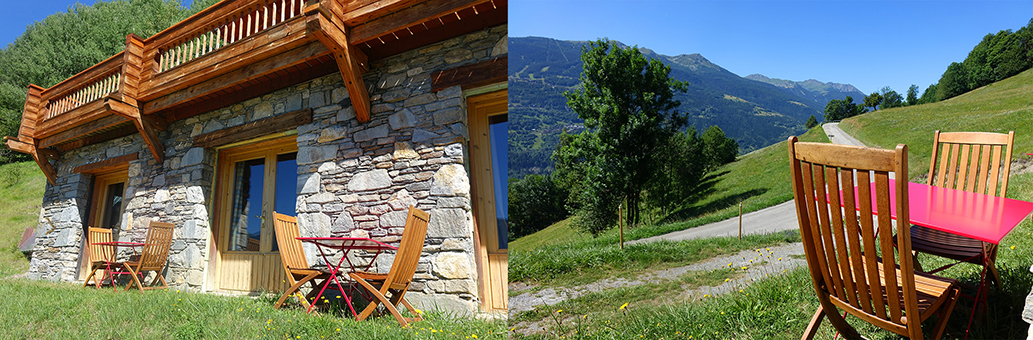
[0, 161, 46, 277]
[839, 68, 1033, 179]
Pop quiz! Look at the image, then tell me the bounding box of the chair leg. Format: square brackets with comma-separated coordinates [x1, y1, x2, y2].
[814, 299, 862, 340]
[930, 287, 960, 340]
[124, 266, 145, 292]
[911, 251, 924, 272]
[801, 307, 825, 340]
[83, 267, 100, 288]
[352, 276, 406, 326]
[275, 272, 319, 309]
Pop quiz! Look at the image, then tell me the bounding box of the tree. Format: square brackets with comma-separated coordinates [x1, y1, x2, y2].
[700, 126, 738, 170]
[879, 87, 904, 109]
[645, 128, 706, 216]
[823, 95, 864, 121]
[906, 84, 920, 106]
[863, 91, 883, 111]
[555, 39, 689, 234]
[507, 174, 569, 240]
[919, 83, 938, 104]
[938, 62, 970, 101]
[805, 115, 818, 129]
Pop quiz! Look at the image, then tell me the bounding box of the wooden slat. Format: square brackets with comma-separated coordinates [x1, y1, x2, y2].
[349, 0, 490, 44]
[120, 34, 146, 107]
[38, 115, 129, 150]
[34, 100, 109, 140]
[430, 56, 506, 92]
[339, 0, 422, 26]
[141, 16, 313, 102]
[40, 51, 125, 106]
[193, 108, 312, 148]
[73, 152, 139, 174]
[142, 33, 325, 113]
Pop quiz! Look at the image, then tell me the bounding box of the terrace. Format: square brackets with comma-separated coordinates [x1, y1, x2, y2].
[5, 0, 507, 184]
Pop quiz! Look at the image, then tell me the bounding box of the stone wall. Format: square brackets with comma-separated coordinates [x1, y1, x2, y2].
[28, 24, 506, 314]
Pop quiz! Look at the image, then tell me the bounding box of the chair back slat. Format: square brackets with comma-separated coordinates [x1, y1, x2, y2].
[927, 130, 1014, 197]
[273, 212, 309, 271]
[790, 138, 919, 332]
[88, 227, 113, 263]
[140, 221, 174, 270]
[383, 206, 430, 290]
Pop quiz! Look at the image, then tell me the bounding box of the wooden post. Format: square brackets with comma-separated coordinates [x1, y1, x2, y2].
[738, 201, 743, 241]
[619, 201, 624, 249]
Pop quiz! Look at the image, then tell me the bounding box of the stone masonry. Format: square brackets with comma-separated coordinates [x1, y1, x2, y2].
[27, 24, 506, 315]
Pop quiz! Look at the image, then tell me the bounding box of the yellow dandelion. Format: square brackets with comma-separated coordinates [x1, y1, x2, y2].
[1011, 245, 1016, 250]
[724, 278, 729, 282]
[619, 302, 629, 310]
[336, 328, 340, 332]
[556, 309, 563, 313]
[472, 335, 478, 338]
[509, 327, 516, 332]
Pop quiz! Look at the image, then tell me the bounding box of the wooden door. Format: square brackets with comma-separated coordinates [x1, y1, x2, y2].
[468, 90, 508, 311]
[78, 171, 128, 280]
[214, 137, 296, 292]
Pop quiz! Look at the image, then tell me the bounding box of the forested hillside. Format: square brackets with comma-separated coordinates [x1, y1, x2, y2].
[509, 37, 848, 178]
[0, 0, 220, 164]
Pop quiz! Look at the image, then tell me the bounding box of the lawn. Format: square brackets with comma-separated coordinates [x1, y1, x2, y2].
[0, 278, 507, 339]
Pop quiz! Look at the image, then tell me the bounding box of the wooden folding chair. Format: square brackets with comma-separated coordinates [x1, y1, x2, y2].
[121, 221, 174, 292]
[788, 137, 960, 340]
[82, 227, 114, 288]
[272, 212, 333, 310]
[911, 130, 1014, 287]
[349, 206, 430, 327]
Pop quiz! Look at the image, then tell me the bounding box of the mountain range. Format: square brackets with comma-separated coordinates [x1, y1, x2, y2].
[509, 36, 865, 178]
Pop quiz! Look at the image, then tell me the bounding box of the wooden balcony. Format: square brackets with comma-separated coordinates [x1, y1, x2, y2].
[6, 0, 507, 184]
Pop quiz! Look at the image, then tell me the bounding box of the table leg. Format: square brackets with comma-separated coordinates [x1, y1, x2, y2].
[308, 245, 357, 317]
[963, 246, 993, 340]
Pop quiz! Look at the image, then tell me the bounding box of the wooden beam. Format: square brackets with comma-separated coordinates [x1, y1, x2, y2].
[431, 56, 506, 92]
[54, 124, 138, 153]
[307, 10, 371, 123]
[142, 41, 330, 115]
[107, 99, 165, 163]
[349, 0, 492, 45]
[193, 108, 313, 148]
[4, 137, 33, 155]
[38, 115, 128, 150]
[162, 60, 338, 122]
[20, 85, 44, 142]
[361, 1, 506, 60]
[5, 136, 57, 185]
[73, 152, 138, 174]
[119, 34, 145, 108]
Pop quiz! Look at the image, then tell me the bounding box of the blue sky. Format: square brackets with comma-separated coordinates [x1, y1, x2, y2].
[511, 0, 1032, 95]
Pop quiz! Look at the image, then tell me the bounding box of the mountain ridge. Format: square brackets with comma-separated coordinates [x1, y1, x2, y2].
[509, 36, 864, 178]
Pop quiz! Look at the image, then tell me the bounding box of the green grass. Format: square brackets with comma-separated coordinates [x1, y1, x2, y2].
[0, 278, 506, 339]
[0, 161, 46, 277]
[839, 68, 1033, 180]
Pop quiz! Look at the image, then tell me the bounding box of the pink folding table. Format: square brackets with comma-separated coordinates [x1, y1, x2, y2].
[842, 179, 1033, 337]
[89, 241, 145, 292]
[295, 237, 396, 317]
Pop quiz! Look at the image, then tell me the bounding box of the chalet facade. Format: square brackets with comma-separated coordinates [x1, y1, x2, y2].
[7, 0, 508, 315]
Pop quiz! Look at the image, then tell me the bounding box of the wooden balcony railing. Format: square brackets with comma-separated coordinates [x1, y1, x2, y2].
[8, 0, 508, 185]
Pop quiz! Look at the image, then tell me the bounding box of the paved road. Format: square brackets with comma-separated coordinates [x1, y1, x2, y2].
[632, 123, 865, 243]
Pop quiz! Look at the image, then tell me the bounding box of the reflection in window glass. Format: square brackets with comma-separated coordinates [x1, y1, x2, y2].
[272, 152, 298, 252]
[489, 115, 507, 249]
[229, 158, 264, 251]
[103, 182, 124, 229]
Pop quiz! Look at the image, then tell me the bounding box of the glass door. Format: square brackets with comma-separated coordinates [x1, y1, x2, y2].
[468, 89, 508, 311]
[79, 171, 127, 280]
[216, 137, 297, 292]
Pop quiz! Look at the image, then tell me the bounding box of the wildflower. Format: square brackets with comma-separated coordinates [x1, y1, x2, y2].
[1011, 245, 1016, 250]
[619, 302, 629, 310]
[724, 278, 729, 282]
[336, 328, 340, 332]
[509, 327, 516, 332]
[472, 335, 478, 338]
[556, 309, 563, 313]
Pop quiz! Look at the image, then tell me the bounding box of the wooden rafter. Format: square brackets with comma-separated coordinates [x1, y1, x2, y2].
[73, 152, 138, 174]
[431, 56, 507, 92]
[5, 137, 57, 185]
[193, 108, 313, 148]
[306, 2, 372, 123]
[107, 99, 165, 163]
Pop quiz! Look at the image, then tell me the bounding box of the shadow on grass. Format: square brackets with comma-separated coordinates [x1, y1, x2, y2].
[659, 186, 768, 225]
